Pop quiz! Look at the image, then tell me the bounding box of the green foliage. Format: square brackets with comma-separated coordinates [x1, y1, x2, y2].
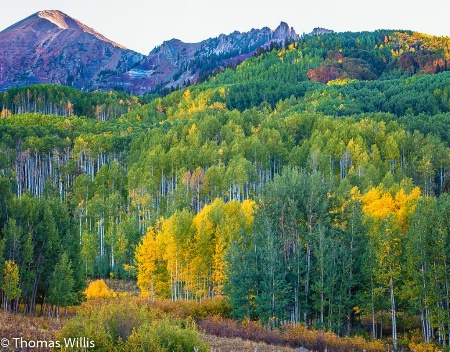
[1, 28, 450, 348]
[2, 260, 21, 301]
[225, 168, 361, 330]
[124, 319, 208, 352]
[59, 299, 152, 349]
[0, 84, 142, 119]
[0, 193, 84, 313]
[47, 252, 76, 309]
[59, 299, 208, 351]
[402, 195, 450, 345]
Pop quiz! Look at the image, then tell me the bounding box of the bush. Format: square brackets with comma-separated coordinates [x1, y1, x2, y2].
[58, 299, 155, 350]
[59, 298, 208, 351]
[198, 316, 386, 352]
[409, 341, 441, 352]
[147, 297, 231, 320]
[84, 279, 116, 299]
[124, 319, 208, 352]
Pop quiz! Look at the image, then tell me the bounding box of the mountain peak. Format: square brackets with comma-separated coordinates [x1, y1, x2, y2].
[277, 21, 289, 30]
[0, 11, 300, 94]
[38, 10, 69, 29]
[273, 21, 298, 41]
[36, 10, 127, 49]
[0, 9, 143, 90]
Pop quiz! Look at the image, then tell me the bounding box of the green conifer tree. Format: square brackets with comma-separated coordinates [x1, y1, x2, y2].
[47, 252, 75, 319]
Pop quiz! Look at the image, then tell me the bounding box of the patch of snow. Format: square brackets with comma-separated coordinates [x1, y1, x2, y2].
[127, 69, 154, 78]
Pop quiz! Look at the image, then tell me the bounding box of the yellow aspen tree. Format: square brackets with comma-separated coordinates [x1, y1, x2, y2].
[135, 225, 162, 300]
[191, 198, 256, 298]
[2, 260, 21, 312]
[157, 211, 193, 300]
[192, 200, 217, 298]
[361, 185, 420, 350]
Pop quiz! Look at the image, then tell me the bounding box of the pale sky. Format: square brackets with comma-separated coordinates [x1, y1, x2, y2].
[1, 0, 449, 55]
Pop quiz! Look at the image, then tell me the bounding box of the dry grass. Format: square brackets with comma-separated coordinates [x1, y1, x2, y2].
[0, 311, 63, 349]
[201, 334, 296, 352]
[103, 278, 140, 296]
[0, 297, 389, 352]
[199, 316, 386, 352]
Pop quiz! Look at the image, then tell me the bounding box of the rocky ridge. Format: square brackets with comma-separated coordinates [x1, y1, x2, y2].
[0, 11, 300, 94]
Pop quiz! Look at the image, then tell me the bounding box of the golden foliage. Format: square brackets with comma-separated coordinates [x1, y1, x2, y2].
[409, 341, 442, 352]
[135, 225, 163, 299]
[361, 185, 421, 227]
[84, 279, 116, 299]
[0, 108, 12, 118]
[327, 78, 358, 86]
[135, 198, 255, 299]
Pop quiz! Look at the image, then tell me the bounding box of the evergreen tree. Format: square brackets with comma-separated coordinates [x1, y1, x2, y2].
[224, 232, 260, 321]
[47, 252, 76, 319]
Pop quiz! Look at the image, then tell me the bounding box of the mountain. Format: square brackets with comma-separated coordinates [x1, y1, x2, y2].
[0, 11, 298, 94]
[310, 27, 334, 35]
[0, 10, 144, 90]
[104, 21, 299, 94]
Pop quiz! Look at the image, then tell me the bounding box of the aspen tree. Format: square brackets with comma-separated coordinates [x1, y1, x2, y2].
[361, 185, 420, 350]
[2, 260, 21, 312]
[135, 226, 162, 300]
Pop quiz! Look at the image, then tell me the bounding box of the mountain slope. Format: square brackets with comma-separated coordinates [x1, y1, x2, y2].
[0, 11, 298, 94]
[104, 21, 299, 94]
[0, 10, 144, 90]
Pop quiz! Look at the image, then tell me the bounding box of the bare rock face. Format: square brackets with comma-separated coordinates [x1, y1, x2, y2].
[294, 348, 310, 352]
[105, 21, 300, 94]
[0, 10, 144, 90]
[310, 27, 334, 35]
[0, 11, 299, 94]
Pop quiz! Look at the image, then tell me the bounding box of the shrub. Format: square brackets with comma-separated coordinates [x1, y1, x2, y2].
[409, 341, 441, 352]
[147, 297, 231, 320]
[198, 316, 284, 346]
[124, 319, 208, 352]
[84, 279, 116, 299]
[199, 316, 386, 352]
[59, 298, 208, 351]
[58, 299, 154, 350]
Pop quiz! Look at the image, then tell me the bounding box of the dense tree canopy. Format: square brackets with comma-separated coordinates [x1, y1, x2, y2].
[1, 28, 450, 349]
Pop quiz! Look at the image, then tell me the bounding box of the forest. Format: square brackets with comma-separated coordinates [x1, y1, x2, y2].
[1, 29, 450, 351]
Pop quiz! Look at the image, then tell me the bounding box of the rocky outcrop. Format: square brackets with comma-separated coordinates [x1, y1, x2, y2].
[105, 21, 300, 94]
[310, 27, 334, 35]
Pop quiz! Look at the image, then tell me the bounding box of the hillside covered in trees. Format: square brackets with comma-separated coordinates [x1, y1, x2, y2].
[1, 29, 450, 350]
